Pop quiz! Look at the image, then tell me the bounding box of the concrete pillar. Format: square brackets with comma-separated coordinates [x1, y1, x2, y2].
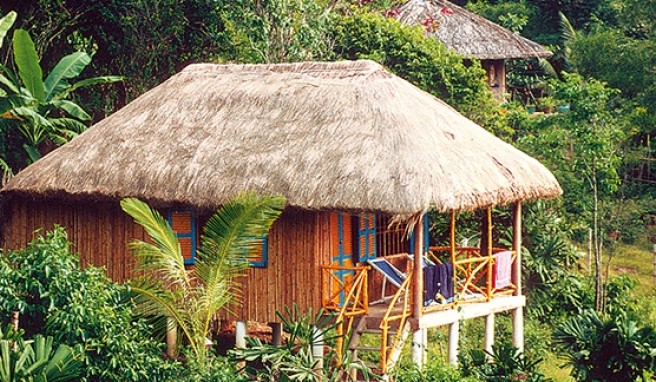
[235, 320, 247, 349]
[512, 307, 524, 353]
[312, 326, 324, 380]
[448, 321, 459, 365]
[411, 329, 426, 369]
[484, 313, 495, 357]
[270, 322, 283, 346]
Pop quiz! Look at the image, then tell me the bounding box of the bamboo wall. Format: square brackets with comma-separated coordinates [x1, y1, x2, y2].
[1, 196, 337, 323]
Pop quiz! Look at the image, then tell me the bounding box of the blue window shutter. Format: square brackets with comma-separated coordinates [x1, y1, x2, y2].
[357, 213, 377, 262]
[167, 209, 197, 265]
[249, 235, 269, 268]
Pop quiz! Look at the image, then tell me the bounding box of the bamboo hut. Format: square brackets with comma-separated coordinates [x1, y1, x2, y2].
[1, 60, 561, 373]
[394, 0, 552, 100]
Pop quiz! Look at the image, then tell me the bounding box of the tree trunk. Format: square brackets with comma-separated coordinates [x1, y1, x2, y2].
[593, 172, 604, 312]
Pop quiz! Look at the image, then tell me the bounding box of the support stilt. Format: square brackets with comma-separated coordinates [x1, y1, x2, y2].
[412, 329, 426, 369]
[484, 313, 495, 357]
[448, 321, 459, 366]
[512, 308, 524, 353]
[235, 321, 247, 349]
[270, 322, 282, 346]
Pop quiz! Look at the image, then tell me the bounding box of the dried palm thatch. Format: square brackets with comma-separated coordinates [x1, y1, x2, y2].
[394, 0, 551, 60]
[3, 60, 561, 215]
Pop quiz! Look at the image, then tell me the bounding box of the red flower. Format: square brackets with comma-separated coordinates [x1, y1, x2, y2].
[441, 7, 454, 15]
[422, 16, 434, 26]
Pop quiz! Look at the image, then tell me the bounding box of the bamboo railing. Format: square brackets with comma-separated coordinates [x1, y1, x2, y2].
[379, 267, 413, 373]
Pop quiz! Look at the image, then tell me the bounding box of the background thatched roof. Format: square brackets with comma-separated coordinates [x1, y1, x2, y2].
[3, 60, 561, 215]
[394, 0, 552, 60]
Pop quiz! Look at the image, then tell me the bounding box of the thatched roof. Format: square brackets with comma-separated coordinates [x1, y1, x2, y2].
[3, 60, 561, 215]
[394, 0, 552, 60]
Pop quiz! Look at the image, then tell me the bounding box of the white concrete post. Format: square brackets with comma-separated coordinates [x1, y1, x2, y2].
[484, 313, 495, 357]
[512, 308, 524, 353]
[312, 326, 324, 380]
[448, 321, 459, 365]
[235, 321, 248, 349]
[412, 329, 426, 369]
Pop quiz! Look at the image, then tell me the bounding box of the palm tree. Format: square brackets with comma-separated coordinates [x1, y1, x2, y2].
[0, 11, 121, 173]
[120, 192, 285, 366]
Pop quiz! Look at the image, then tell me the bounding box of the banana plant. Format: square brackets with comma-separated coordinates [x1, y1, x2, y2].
[0, 11, 121, 172]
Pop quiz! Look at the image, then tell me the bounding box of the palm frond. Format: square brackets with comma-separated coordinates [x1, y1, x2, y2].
[128, 277, 193, 347]
[559, 12, 576, 45]
[196, 192, 285, 333]
[120, 198, 191, 288]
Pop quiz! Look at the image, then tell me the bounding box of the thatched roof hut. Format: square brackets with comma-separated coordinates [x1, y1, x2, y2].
[394, 0, 552, 60]
[3, 60, 561, 215]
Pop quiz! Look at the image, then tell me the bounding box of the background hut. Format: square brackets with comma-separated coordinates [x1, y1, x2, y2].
[1, 60, 561, 371]
[394, 0, 552, 100]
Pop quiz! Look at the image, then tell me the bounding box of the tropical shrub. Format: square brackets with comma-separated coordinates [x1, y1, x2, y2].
[0, 11, 121, 173]
[553, 308, 656, 382]
[0, 335, 82, 382]
[120, 192, 285, 366]
[460, 342, 549, 382]
[1, 227, 178, 382]
[390, 355, 474, 382]
[233, 305, 375, 381]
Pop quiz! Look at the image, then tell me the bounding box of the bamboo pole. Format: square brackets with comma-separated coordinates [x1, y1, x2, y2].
[486, 208, 493, 301]
[413, 214, 424, 319]
[512, 202, 524, 352]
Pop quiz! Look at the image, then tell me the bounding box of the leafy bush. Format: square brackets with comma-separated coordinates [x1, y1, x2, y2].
[553, 308, 656, 382]
[460, 342, 549, 382]
[390, 356, 474, 382]
[1, 227, 178, 382]
[233, 305, 375, 381]
[0, 335, 82, 382]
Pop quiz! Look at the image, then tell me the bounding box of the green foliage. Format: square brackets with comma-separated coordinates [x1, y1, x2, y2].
[0, 16, 121, 171]
[233, 304, 376, 381]
[121, 192, 286, 366]
[330, 12, 509, 137]
[460, 342, 549, 382]
[0, 335, 82, 382]
[2, 227, 178, 382]
[570, 28, 656, 100]
[390, 356, 473, 382]
[217, 0, 333, 64]
[553, 308, 656, 382]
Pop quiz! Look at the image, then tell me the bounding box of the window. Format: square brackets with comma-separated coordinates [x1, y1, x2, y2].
[248, 234, 269, 268]
[167, 209, 197, 265]
[357, 213, 377, 262]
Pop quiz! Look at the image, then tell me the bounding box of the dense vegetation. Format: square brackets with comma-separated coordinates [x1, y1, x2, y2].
[0, 0, 655, 380]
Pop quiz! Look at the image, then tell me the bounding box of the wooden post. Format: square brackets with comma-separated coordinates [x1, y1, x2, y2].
[448, 321, 459, 365]
[413, 214, 424, 319]
[485, 207, 493, 301]
[484, 313, 495, 357]
[166, 317, 177, 358]
[270, 322, 282, 346]
[235, 321, 247, 349]
[512, 202, 524, 352]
